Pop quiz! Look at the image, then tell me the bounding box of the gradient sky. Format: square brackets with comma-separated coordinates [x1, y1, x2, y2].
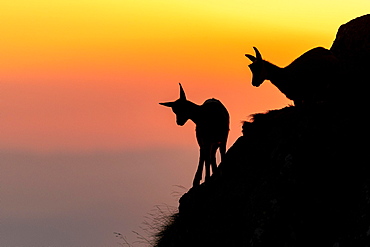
[1, 1, 369, 246]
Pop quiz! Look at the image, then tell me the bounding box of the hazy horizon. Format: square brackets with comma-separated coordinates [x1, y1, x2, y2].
[2, 148, 197, 246]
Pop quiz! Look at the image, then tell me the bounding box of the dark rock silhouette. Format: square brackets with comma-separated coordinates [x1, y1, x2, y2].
[160, 83, 229, 187]
[245, 46, 341, 106]
[154, 15, 370, 246]
[331, 14, 370, 64]
[330, 14, 370, 107]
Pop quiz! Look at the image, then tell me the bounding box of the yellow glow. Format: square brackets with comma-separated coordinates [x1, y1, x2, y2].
[0, 0, 369, 151]
[1, 0, 369, 70]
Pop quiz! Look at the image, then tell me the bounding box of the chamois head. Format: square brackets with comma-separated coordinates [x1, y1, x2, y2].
[245, 47, 267, 87]
[159, 83, 191, 126]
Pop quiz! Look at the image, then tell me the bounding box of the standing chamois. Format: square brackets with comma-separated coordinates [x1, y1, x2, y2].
[245, 47, 341, 106]
[160, 83, 229, 187]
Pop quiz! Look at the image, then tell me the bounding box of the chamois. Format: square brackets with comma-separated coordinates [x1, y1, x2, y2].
[160, 83, 229, 187]
[245, 47, 340, 106]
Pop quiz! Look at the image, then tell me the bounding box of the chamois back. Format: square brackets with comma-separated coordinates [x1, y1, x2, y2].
[285, 47, 341, 103]
[197, 99, 229, 142]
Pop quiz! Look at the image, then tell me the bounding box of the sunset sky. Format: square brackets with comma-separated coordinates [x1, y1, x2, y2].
[1, 1, 369, 246]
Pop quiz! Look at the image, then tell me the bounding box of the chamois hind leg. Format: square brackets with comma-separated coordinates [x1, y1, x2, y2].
[219, 140, 227, 162]
[210, 144, 218, 176]
[193, 148, 205, 187]
[204, 145, 212, 182]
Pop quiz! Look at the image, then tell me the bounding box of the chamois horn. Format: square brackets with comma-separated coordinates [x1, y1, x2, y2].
[253, 47, 262, 60]
[179, 83, 186, 100]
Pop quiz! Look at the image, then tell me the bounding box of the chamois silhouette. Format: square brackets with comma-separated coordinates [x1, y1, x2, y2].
[245, 47, 341, 106]
[160, 83, 229, 187]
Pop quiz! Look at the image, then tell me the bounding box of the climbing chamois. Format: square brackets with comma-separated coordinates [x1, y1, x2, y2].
[160, 83, 229, 187]
[245, 47, 341, 106]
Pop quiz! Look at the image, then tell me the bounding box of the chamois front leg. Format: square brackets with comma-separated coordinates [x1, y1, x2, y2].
[193, 148, 205, 187]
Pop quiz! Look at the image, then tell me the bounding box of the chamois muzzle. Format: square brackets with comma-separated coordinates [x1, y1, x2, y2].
[248, 64, 264, 87]
[176, 116, 188, 126]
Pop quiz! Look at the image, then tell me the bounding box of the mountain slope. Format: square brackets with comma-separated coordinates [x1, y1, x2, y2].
[153, 15, 370, 247]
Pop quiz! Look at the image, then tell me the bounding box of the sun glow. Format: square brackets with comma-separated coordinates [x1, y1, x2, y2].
[1, 0, 369, 151]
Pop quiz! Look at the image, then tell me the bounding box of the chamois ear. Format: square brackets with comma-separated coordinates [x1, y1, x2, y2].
[159, 102, 174, 107]
[179, 83, 186, 100]
[245, 54, 256, 62]
[253, 47, 262, 60]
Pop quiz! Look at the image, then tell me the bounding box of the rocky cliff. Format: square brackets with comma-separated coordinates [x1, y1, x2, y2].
[153, 15, 370, 247]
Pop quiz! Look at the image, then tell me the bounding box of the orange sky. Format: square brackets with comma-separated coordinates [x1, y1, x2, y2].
[1, 1, 370, 246]
[1, 1, 368, 152]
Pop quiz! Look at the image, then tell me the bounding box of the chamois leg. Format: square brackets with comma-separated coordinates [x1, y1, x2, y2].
[210, 144, 218, 176]
[193, 148, 205, 187]
[219, 141, 227, 162]
[204, 146, 212, 182]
